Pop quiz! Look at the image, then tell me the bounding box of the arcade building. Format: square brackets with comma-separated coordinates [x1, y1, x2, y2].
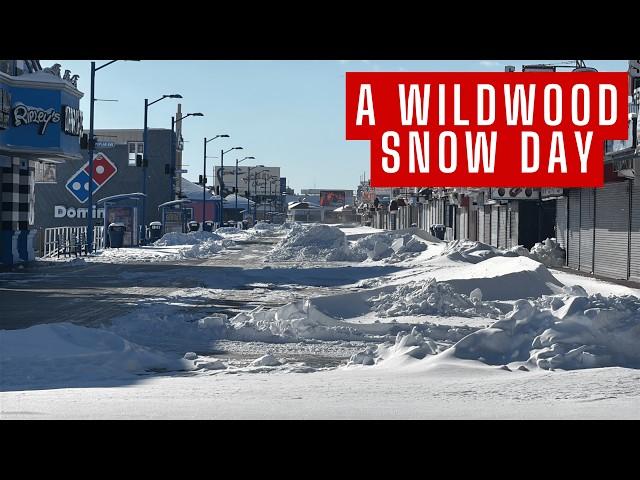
[0, 60, 84, 266]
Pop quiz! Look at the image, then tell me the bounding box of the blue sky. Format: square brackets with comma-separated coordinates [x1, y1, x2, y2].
[48, 60, 628, 191]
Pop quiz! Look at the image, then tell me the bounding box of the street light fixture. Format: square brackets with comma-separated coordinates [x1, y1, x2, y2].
[203, 135, 230, 225]
[86, 60, 138, 253]
[170, 112, 204, 201]
[235, 156, 255, 210]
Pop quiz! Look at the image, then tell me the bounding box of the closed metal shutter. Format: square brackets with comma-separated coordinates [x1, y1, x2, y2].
[490, 205, 499, 247]
[477, 207, 485, 243]
[629, 180, 640, 282]
[469, 206, 477, 241]
[484, 206, 491, 244]
[594, 182, 630, 280]
[460, 207, 468, 239]
[579, 189, 595, 273]
[455, 207, 461, 239]
[567, 190, 580, 269]
[509, 201, 519, 247]
[555, 196, 568, 250]
[498, 204, 507, 248]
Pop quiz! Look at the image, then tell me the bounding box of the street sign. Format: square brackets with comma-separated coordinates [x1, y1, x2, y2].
[95, 141, 115, 148]
[176, 169, 188, 173]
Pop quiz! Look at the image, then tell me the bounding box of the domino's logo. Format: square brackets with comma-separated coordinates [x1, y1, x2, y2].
[66, 152, 117, 203]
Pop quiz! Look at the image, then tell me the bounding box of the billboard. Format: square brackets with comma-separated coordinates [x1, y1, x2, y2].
[320, 190, 346, 208]
[490, 187, 540, 201]
[214, 166, 280, 197]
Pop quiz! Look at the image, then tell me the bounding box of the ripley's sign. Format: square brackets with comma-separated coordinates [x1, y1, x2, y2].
[13, 102, 61, 134]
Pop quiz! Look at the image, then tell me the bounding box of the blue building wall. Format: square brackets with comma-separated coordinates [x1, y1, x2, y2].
[0, 64, 83, 266]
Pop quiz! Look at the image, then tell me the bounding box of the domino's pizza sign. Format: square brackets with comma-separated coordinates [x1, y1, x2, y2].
[66, 152, 117, 203]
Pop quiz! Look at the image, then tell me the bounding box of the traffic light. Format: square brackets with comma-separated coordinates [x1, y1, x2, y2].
[80, 134, 89, 150]
[165, 164, 170, 174]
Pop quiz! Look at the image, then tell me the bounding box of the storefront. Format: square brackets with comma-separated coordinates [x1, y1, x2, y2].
[0, 62, 84, 266]
[33, 128, 175, 252]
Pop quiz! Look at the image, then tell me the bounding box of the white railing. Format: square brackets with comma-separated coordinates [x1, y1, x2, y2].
[42, 226, 105, 258]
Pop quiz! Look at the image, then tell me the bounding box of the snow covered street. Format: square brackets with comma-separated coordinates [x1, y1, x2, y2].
[2, 223, 640, 419]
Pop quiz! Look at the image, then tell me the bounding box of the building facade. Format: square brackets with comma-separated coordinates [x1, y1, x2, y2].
[0, 61, 84, 266]
[365, 61, 640, 282]
[33, 128, 175, 248]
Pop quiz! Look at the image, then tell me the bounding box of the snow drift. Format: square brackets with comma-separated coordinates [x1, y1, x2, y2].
[432, 256, 564, 300]
[0, 323, 188, 389]
[366, 278, 503, 318]
[528, 238, 566, 267]
[349, 327, 440, 366]
[440, 240, 518, 264]
[268, 223, 428, 263]
[443, 293, 640, 370]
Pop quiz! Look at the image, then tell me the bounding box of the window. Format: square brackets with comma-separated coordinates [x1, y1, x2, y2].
[128, 142, 144, 166]
[34, 162, 57, 183]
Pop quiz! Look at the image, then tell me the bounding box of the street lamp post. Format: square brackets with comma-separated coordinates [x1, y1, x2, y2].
[235, 156, 255, 210]
[170, 112, 203, 201]
[86, 60, 141, 253]
[141, 94, 182, 244]
[219, 146, 242, 225]
[203, 135, 229, 225]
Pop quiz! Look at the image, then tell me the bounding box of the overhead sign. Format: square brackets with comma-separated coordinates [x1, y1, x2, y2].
[541, 187, 565, 199]
[65, 152, 117, 203]
[490, 187, 540, 201]
[320, 190, 346, 207]
[215, 165, 281, 196]
[62, 105, 83, 137]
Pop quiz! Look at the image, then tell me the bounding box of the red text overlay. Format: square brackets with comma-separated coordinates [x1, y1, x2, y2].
[345, 72, 629, 187]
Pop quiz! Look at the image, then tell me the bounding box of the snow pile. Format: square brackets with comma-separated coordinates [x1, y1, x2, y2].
[229, 300, 369, 342]
[246, 222, 292, 238]
[366, 279, 502, 319]
[108, 304, 227, 354]
[179, 238, 234, 259]
[349, 327, 439, 366]
[0, 323, 189, 388]
[528, 238, 566, 267]
[441, 240, 517, 264]
[268, 223, 364, 262]
[446, 293, 640, 370]
[353, 232, 427, 261]
[154, 230, 224, 246]
[433, 256, 564, 300]
[251, 353, 282, 367]
[268, 224, 428, 263]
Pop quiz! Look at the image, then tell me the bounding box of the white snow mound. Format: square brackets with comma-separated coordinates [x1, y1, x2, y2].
[0, 323, 188, 388]
[444, 293, 640, 370]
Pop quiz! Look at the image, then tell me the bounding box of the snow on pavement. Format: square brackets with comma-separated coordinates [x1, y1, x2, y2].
[3, 222, 640, 418]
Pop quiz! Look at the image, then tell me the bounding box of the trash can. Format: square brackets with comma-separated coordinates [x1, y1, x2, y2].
[187, 221, 199, 232]
[430, 223, 446, 240]
[108, 223, 126, 248]
[148, 221, 163, 242]
[202, 221, 214, 232]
